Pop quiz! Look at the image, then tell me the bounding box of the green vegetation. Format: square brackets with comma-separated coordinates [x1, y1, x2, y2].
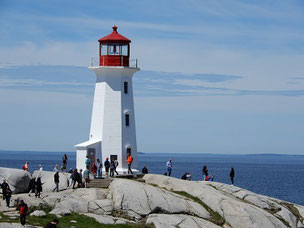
[172, 191, 225, 226]
[281, 202, 304, 224]
[0, 210, 153, 228]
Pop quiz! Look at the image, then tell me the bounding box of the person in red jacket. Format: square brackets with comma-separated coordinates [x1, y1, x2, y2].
[127, 153, 133, 174]
[18, 200, 28, 226]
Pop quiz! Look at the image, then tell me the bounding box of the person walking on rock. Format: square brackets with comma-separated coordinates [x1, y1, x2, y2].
[79, 169, 83, 187]
[96, 158, 102, 178]
[68, 169, 75, 188]
[110, 159, 115, 178]
[127, 153, 133, 174]
[28, 177, 35, 197]
[104, 157, 110, 178]
[114, 159, 119, 175]
[35, 177, 42, 198]
[203, 165, 208, 181]
[1, 180, 9, 200]
[166, 159, 172, 176]
[4, 185, 12, 207]
[18, 200, 28, 226]
[53, 171, 60, 192]
[230, 167, 235, 185]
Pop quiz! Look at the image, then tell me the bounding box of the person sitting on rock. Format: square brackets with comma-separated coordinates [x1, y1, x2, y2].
[18, 199, 28, 226]
[186, 172, 191, 181]
[181, 172, 187, 180]
[23, 161, 29, 171]
[202, 165, 208, 181]
[53, 164, 59, 172]
[208, 174, 214, 181]
[142, 165, 148, 174]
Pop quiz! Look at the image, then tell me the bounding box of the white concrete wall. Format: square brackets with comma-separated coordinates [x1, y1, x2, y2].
[88, 67, 139, 170]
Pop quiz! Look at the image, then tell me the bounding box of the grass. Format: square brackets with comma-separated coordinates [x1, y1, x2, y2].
[0, 211, 151, 228]
[172, 191, 225, 226]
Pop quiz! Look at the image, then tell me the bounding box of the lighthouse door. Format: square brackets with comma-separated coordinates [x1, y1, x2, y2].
[88, 148, 96, 168]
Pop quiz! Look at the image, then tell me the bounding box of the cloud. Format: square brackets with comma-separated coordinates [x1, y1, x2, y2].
[0, 65, 303, 97]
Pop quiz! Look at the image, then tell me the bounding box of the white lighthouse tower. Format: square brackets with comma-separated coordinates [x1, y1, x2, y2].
[75, 26, 139, 173]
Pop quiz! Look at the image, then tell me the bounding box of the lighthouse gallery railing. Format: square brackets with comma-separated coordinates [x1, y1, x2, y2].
[90, 57, 138, 68]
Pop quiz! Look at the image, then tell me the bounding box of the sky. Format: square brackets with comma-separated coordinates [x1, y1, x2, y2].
[0, 0, 303, 154]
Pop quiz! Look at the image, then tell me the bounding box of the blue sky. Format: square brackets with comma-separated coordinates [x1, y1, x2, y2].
[0, 0, 303, 154]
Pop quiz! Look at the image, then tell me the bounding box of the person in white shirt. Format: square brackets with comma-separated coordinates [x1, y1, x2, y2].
[166, 159, 172, 176]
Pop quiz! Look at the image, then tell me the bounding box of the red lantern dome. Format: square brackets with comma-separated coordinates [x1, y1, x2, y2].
[98, 26, 131, 67]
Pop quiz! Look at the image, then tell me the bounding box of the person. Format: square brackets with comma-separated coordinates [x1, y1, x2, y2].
[78, 169, 83, 187]
[96, 159, 102, 178]
[39, 164, 43, 171]
[127, 153, 133, 174]
[68, 169, 75, 188]
[23, 161, 29, 171]
[35, 177, 42, 198]
[110, 159, 115, 178]
[181, 172, 187, 180]
[208, 174, 214, 181]
[203, 165, 208, 181]
[28, 177, 35, 197]
[142, 165, 148, 174]
[68, 168, 73, 174]
[53, 171, 59, 192]
[4, 185, 12, 207]
[45, 219, 59, 228]
[18, 200, 28, 226]
[230, 167, 235, 185]
[104, 157, 110, 178]
[61, 154, 68, 172]
[73, 169, 81, 189]
[186, 172, 191, 181]
[85, 155, 91, 170]
[53, 164, 59, 172]
[166, 159, 172, 176]
[1, 180, 9, 200]
[91, 162, 97, 178]
[37, 165, 43, 178]
[205, 175, 209, 181]
[114, 159, 119, 175]
[83, 168, 91, 188]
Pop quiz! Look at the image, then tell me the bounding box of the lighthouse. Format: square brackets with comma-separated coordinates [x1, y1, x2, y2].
[75, 26, 139, 174]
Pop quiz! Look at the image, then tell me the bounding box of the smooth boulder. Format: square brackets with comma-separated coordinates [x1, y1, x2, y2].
[0, 167, 31, 193]
[32, 170, 69, 192]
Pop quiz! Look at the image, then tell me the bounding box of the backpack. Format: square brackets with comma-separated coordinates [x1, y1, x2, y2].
[19, 205, 28, 215]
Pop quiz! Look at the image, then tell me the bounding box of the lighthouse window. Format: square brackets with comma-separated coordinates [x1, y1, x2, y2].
[120, 45, 128, 56]
[125, 114, 130, 127]
[124, 81, 128, 94]
[109, 44, 119, 55]
[101, 44, 108, 55]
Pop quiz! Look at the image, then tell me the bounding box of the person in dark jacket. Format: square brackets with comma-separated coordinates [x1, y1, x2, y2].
[53, 171, 60, 192]
[73, 169, 81, 189]
[181, 172, 187, 180]
[18, 200, 28, 226]
[28, 178, 35, 196]
[104, 158, 110, 178]
[35, 177, 42, 198]
[230, 167, 235, 185]
[45, 219, 59, 228]
[4, 185, 12, 207]
[202, 165, 208, 181]
[1, 180, 9, 200]
[142, 165, 148, 174]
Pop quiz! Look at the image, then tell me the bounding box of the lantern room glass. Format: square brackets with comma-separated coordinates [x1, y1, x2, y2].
[100, 44, 129, 56]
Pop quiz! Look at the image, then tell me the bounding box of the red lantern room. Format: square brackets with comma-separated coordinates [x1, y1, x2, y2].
[98, 25, 131, 67]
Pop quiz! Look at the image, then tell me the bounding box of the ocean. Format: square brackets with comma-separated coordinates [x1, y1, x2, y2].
[0, 150, 303, 206]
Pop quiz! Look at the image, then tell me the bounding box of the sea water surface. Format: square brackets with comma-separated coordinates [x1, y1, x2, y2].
[0, 150, 303, 206]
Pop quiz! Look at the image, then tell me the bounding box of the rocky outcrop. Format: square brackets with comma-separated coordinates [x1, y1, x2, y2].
[0, 167, 31, 193]
[32, 170, 69, 192]
[1, 173, 304, 228]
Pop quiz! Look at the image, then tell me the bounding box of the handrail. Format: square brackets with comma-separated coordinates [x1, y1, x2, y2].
[90, 57, 138, 68]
